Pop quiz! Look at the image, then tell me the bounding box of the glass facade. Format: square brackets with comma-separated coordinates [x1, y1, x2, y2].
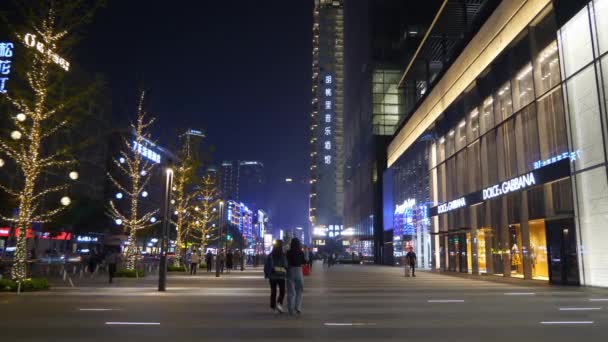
[386, 1, 608, 286]
[372, 69, 405, 136]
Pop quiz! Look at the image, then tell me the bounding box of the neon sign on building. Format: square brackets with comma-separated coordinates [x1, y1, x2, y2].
[323, 73, 333, 165]
[0, 42, 14, 93]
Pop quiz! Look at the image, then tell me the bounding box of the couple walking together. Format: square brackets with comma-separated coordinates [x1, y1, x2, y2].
[264, 238, 306, 316]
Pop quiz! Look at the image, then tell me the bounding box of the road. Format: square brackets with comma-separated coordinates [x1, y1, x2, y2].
[1, 262, 608, 341]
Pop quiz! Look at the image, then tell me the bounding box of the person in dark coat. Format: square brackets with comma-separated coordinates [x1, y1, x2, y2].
[264, 240, 288, 313]
[205, 250, 213, 272]
[286, 238, 307, 315]
[405, 247, 417, 277]
[226, 250, 234, 273]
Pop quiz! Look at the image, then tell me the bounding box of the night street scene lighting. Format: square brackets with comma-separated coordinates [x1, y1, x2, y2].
[2, 1, 608, 341]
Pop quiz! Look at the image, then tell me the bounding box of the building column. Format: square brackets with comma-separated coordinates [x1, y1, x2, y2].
[501, 197, 511, 277]
[470, 206, 479, 275]
[520, 190, 533, 279]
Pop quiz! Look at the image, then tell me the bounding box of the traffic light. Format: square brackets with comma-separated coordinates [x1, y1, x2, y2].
[226, 234, 232, 241]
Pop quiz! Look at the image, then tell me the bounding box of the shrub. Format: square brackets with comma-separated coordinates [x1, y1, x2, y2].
[114, 269, 145, 278]
[167, 265, 186, 272]
[0, 278, 50, 292]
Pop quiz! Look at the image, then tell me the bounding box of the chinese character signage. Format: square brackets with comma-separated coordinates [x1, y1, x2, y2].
[0, 42, 14, 93]
[132, 141, 161, 163]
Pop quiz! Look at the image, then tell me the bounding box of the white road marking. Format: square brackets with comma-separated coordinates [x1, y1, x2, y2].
[589, 298, 608, 302]
[79, 308, 117, 311]
[504, 292, 536, 296]
[427, 299, 465, 303]
[540, 321, 594, 325]
[559, 308, 601, 311]
[105, 322, 160, 326]
[324, 323, 376, 326]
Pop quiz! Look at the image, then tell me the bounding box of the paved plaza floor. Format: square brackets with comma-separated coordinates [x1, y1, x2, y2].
[2, 262, 608, 341]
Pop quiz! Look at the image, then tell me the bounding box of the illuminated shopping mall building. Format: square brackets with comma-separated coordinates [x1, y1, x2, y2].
[309, 0, 345, 249]
[383, 0, 608, 286]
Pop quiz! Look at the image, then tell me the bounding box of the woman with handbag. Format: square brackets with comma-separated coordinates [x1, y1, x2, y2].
[264, 240, 288, 313]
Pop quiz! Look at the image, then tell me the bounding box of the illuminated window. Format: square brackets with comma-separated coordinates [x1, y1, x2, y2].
[324, 155, 331, 164]
[324, 127, 331, 135]
[325, 114, 331, 123]
[324, 141, 331, 150]
[325, 75, 332, 84]
[325, 100, 332, 110]
[325, 88, 332, 96]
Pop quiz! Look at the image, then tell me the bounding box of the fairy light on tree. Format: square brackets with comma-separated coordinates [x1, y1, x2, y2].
[107, 92, 158, 270]
[0, 8, 77, 281]
[171, 159, 196, 266]
[192, 174, 219, 251]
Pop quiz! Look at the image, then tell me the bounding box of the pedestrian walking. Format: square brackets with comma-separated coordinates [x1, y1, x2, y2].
[286, 238, 306, 316]
[190, 251, 200, 275]
[219, 249, 226, 273]
[226, 250, 234, 273]
[106, 250, 120, 284]
[405, 247, 417, 277]
[307, 248, 314, 271]
[205, 250, 213, 272]
[264, 240, 288, 313]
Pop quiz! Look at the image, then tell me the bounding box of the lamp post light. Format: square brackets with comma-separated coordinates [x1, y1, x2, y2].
[158, 167, 174, 292]
[216, 201, 224, 278]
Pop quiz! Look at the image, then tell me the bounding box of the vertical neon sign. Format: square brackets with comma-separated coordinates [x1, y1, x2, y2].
[0, 42, 14, 93]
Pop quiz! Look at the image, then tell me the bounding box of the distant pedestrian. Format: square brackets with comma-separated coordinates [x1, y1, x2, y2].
[106, 250, 120, 284]
[205, 250, 213, 272]
[190, 251, 200, 275]
[286, 238, 306, 316]
[405, 247, 417, 277]
[226, 250, 234, 273]
[264, 240, 288, 313]
[219, 249, 226, 273]
[307, 248, 314, 271]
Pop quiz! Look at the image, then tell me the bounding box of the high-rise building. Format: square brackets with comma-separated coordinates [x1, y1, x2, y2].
[309, 0, 344, 249]
[220, 160, 264, 207]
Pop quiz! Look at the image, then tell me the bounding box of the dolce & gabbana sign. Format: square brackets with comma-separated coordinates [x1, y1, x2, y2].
[429, 159, 570, 217]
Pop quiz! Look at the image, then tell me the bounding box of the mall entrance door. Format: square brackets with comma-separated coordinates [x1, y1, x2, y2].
[545, 218, 579, 285]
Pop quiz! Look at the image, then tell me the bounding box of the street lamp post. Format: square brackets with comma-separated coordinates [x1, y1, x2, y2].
[158, 168, 174, 292]
[216, 201, 224, 278]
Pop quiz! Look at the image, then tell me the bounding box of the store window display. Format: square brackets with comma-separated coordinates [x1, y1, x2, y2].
[529, 219, 549, 280]
[509, 224, 524, 278]
[476, 228, 489, 274]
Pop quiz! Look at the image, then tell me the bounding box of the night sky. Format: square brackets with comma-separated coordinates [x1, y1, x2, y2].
[78, 1, 312, 231]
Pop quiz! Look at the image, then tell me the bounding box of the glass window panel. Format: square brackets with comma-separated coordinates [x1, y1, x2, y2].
[456, 151, 467, 197]
[566, 66, 605, 170]
[456, 120, 467, 152]
[446, 129, 456, 158]
[594, 0, 608, 55]
[479, 96, 495, 134]
[516, 105, 541, 173]
[537, 86, 568, 161]
[480, 132, 498, 188]
[512, 64, 535, 111]
[533, 42, 561, 96]
[467, 108, 480, 142]
[437, 137, 446, 165]
[467, 141, 481, 193]
[559, 6, 594, 77]
[495, 83, 514, 123]
[498, 119, 518, 180]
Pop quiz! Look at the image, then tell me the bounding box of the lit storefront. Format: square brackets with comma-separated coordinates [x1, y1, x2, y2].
[385, 0, 608, 286]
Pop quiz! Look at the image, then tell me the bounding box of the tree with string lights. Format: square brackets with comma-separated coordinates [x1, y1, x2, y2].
[0, 8, 80, 281]
[191, 173, 219, 252]
[107, 92, 158, 270]
[171, 155, 197, 266]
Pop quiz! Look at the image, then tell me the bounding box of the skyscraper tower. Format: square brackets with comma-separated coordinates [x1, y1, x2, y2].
[309, 0, 344, 242]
